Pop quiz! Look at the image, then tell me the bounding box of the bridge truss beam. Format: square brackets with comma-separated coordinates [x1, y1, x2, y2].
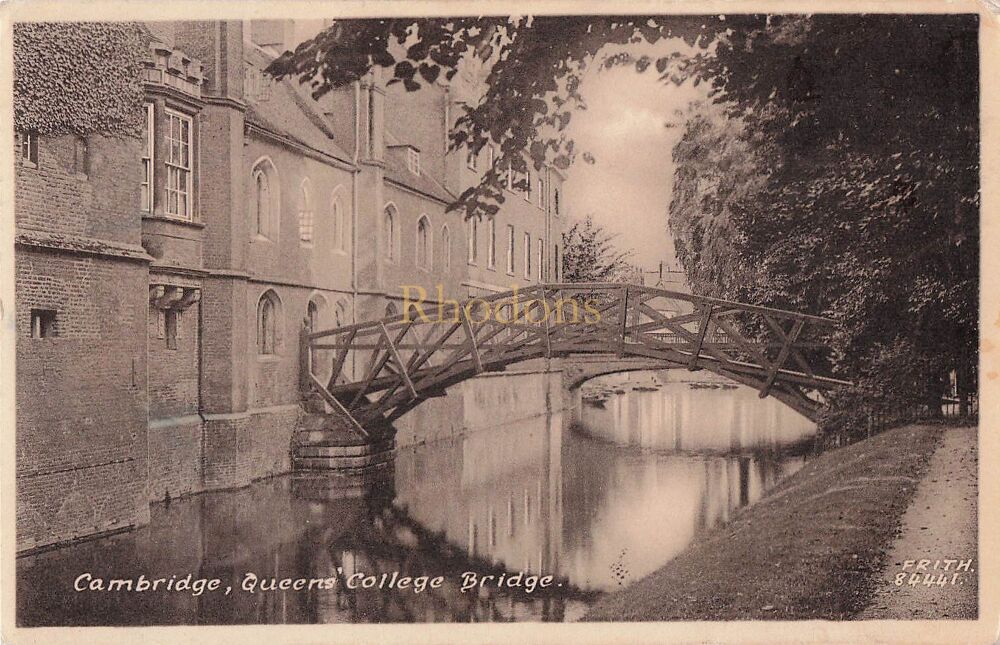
[301, 283, 851, 433]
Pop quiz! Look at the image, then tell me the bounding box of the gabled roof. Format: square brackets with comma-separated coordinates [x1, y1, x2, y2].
[243, 45, 354, 168]
[383, 131, 455, 205]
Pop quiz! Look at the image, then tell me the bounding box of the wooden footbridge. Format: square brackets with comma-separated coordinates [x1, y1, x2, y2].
[300, 283, 851, 435]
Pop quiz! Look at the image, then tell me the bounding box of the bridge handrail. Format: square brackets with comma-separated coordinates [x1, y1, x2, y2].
[306, 283, 836, 340]
[300, 281, 848, 426]
[553, 283, 836, 325]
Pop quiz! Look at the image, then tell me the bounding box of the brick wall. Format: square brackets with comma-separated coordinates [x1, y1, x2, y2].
[148, 301, 200, 418]
[147, 418, 202, 503]
[15, 249, 149, 551]
[15, 134, 143, 246]
[202, 406, 299, 490]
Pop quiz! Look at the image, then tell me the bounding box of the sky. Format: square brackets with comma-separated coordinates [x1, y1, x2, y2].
[562, 40, 707, 275]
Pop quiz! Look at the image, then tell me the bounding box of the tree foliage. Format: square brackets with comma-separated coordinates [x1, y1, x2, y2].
[561, 215, 635, 284]
[668, 14, 979, 430]
[14, 22, 147, 136]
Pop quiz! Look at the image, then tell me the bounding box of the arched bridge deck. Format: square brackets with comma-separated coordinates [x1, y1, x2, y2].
[300, 283, 851, 434]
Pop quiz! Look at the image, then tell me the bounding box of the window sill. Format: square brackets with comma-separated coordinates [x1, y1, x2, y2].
[19, 160, 38, 170]
[144, 213, 205, 229]
[251, 234, 275, 243]
[467, 260, 478, 267]
[257, 354, 281, 362]
[487, 264, 496, 272]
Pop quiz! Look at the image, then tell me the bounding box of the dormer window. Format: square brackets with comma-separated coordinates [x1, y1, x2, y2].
[407, 148, 420, 176]
[244, 63, 273, 102]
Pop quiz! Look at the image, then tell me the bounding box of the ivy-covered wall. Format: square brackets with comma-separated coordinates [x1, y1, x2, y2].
[13, 22, 146, 137]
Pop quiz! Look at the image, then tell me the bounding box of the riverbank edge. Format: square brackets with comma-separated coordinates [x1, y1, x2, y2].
[582, 423, 948, 621]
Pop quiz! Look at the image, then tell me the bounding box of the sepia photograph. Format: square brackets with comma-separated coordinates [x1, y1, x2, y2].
[1, 2, 995, 643]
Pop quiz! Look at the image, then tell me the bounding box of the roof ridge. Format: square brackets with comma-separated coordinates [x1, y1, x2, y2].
[281, 80, 338, 141]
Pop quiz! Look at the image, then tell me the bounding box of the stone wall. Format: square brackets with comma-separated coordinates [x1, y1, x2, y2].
[393, 368, 567, 448]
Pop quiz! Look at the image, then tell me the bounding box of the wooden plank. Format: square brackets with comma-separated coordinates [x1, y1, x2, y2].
[308, 374, 369, 438]
[347, 329, 392, 410]
[327, 327, 357, 389]
[409, 321, 463, 374]
[759, 319, 805, 398]
[687, 305, 715, 370]
[541, 288, 552, 358]
[762, 314, 817, 379]
[710, 315, 771, 368]
[628, 284, 836, 324]
[405, 323, 439, 371]
[462, 307, 484, 374]
[637, 303, 732, 366]
[617, 287, 629, 357]
[380, 321, 418, 400]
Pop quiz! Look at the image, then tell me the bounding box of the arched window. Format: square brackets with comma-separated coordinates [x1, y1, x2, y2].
[256, 290, 281, 355]
[441, 225, 451, 270]
[331, 190, 345, 252]
[298, 178, 314, 245]
[251, 158, 279, 240]
[416, 215, 431, 269]
[384, 205, 397, 261]
[73, 135, 89, 176]
[306, 294, 328, 333]
[554, 189, 560, 215]
[385, 302, 398, 318]
[537, 177, 545, 208]
[467, 216, 478, 264]
[254, 171, 269, 235]
[307, 300, 319, 331]
[334, 300, 348, 327]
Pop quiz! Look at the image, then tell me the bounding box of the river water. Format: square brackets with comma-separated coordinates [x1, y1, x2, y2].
[17, 375, 815, 625]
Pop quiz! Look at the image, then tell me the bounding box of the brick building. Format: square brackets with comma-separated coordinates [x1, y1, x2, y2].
[15, 20, 567, 552]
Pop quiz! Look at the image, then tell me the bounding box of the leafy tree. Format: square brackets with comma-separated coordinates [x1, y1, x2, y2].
[668, 14, 979, 428]
[561, 216, 635, 284]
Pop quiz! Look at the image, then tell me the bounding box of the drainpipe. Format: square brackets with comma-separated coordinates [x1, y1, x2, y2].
[351, 81, 361, 379]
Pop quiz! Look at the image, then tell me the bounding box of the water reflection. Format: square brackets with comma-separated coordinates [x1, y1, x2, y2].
[578, 378, 816, 452]
[17, 374, 815, 625]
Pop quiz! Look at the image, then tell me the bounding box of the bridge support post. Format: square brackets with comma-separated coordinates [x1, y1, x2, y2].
[688, 305, 714, 371]
[617, 287, 629, 357]
[461, 307, 484, 374]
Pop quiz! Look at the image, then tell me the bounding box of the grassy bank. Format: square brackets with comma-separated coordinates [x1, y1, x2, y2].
[582, 423, 944, 621]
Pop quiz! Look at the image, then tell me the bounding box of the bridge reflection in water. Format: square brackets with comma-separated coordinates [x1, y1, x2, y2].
[17, 378, 814, 625]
